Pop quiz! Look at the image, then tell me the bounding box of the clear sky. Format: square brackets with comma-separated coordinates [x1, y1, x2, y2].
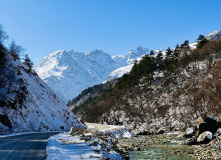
[0, 0, 221, 65]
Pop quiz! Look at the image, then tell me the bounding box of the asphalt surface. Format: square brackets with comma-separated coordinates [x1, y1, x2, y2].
[0, 132, 59, 160]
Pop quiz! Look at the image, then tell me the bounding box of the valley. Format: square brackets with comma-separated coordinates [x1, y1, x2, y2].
[1, 3, 221, 158]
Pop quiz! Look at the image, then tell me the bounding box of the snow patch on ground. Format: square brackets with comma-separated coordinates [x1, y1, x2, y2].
[46, 133, 121, 160]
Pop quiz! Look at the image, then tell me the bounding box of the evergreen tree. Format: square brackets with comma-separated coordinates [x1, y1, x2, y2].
[173, 44, 180, 59]
[197, 35, 208, 49]
[156, 50, 163, 62]
[180, 40, 189, 48]
[149, 50, 155, 57]
[23, 54, 33, 71]
[166, 47, 173, 58]
[156, 50, 164, 71]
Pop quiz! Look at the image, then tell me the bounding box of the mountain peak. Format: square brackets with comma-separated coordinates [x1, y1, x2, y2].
[36, 49, 118, 102]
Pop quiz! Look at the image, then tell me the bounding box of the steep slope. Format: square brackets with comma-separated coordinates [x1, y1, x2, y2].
[36, 47, 149, 103]
[0, 50, 84, 132]
[69, 34, 221, 133]
[36, 50, 118, 103]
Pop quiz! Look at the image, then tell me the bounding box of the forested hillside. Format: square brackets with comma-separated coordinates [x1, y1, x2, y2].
[69, 33, 221, 133]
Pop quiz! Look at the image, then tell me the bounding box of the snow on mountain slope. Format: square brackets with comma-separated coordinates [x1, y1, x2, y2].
[106, 64, 134, 82]
[106, 55, 145, 82]
[112, 46, 149, 67]
[0, 52, 84, 132]
[206, 30, 221, 40]
[36, 50, 118, 103]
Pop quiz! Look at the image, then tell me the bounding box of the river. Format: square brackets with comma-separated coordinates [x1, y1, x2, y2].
[129, 141, 196, 159]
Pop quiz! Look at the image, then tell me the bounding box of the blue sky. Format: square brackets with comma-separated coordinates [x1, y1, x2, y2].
[0, 0, 221, 65]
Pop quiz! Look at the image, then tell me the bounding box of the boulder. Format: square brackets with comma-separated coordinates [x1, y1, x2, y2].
[197, 131, 212, 144]
[198, 116, 220, 134]
[185, 126, 197, 137]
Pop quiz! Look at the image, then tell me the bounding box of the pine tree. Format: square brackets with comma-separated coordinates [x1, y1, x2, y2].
[197, 35, 208, 49]
[166, 47, 173, 58]
[149, 50, 155, 57]
[23, 54, 33, 71]
[156, 50, 163, 62]
[156, 50, 164, 71]
[181, 40, 189, 48]
[173, 44, 180, 59]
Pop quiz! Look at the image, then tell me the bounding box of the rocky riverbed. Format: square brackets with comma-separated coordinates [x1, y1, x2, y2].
[116, 135, 172, 152]
[188, 136, 221, 160]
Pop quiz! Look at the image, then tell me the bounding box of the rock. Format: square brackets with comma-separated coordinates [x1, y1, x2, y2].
[186, 126, 197, 136]
[68, 127, 85, 135]
[197, 117, 204, 124]
[68, 127, 75, 135]
[197, 131, 212, 144]
[184, 136, 197, 145]
[198, 116, 220, 134]
[217, 128, 221, 135]
[177, 132, 186, 138]
[157, 130, 165, 134]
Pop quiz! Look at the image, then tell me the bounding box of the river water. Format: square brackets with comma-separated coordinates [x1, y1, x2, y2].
[129, 142, 196, 160]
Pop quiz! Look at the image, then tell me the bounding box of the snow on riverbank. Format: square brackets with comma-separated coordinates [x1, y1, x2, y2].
[46, 132, 121, 160]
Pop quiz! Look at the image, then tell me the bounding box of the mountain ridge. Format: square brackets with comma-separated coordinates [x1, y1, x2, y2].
[36, 47, 149, 102]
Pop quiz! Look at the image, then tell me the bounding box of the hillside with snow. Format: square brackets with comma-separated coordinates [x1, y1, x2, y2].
[0, 50, 84, 132]
[36, 47, 149, 102]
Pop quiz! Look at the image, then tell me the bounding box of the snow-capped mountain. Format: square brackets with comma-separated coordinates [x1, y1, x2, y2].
[36, 50, 118, 103]
[36, 47, 149, 103]
[0, 50, 84, 132]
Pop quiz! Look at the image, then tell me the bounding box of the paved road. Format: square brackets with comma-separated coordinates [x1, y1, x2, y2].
[0, 132, 59, 160]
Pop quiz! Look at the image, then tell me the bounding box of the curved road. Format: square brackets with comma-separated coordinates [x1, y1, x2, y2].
[0, 132, 59, 160]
